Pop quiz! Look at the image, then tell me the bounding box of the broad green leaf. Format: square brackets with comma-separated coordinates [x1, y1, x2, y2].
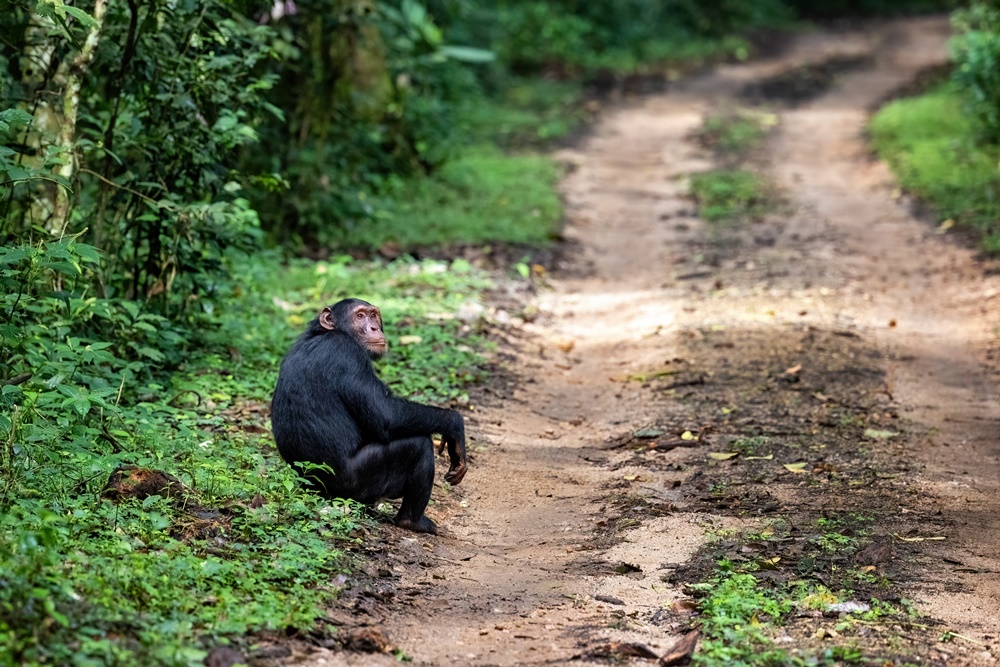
[62, 5, 99, 27]
[0, 247, 31, 265]
[73, 243, 102, 264]
[438, 45, 496, 63]
[708, 452, 739, 460]
[136, 346, 166, 362]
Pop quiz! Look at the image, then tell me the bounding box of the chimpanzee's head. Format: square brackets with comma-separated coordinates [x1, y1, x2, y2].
[318, 298, 387, 360]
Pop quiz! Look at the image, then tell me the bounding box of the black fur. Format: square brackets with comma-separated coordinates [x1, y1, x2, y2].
[270, 299, 466, 534]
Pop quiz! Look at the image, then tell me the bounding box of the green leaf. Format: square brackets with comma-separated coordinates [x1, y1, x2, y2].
[0, 247, 32, 265]
[0, 109, 32, 126]
[438, 45, 496, 63]
[62, 4, 99, 27]
[136, 346, 166, 362]
[72, 243, 102, 264]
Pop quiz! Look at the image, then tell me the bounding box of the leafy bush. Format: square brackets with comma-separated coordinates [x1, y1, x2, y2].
[1, 249, 493, 665]
[2, 1, 275, 313]
[951, 1, 1000, 140]
[869, 84, 1000, 250]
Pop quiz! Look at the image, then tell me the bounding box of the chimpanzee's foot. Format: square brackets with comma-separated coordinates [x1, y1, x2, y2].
[394, 514, 438, 534]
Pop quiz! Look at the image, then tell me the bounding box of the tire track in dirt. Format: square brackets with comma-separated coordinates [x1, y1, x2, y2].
[294, 16, 1000, 667]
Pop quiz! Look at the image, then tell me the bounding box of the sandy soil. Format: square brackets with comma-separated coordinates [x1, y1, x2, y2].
[277, 16, 1000, 667]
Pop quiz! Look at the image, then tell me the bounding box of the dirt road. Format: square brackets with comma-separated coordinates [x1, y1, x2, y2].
[293, 16, 1000, 666]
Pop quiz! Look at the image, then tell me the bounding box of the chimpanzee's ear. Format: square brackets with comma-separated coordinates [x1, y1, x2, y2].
[319, 307, 336, 331]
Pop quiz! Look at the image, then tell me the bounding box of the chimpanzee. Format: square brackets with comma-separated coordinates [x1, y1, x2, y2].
[270, 298, 468, 534]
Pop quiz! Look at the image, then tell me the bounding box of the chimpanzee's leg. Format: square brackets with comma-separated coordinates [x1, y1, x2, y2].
[337, 436, 437, 533]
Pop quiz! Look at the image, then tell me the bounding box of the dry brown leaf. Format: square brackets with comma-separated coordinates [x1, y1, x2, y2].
[671, 599, 699, 614]
[660, 630, 700, 666]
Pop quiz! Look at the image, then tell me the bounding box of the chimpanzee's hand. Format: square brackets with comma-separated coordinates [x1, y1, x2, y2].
[441, 412, 467, 485]
[441, 435, 466, 485]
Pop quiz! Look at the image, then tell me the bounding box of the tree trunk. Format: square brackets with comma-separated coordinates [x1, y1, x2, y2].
[50, 0, 108, 237]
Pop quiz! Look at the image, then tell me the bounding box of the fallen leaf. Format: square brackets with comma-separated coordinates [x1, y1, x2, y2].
[784, 364, 802, 375]
[893, 534, 946, 542]
[708, 452, 739, 460]
[756, 556, 781, 570]
[746, 454, 774, 460]
[660, 630, 700, 666]
[615, 562, 642, 575]
[591, 642, 659, 660]
[680, 430, 696, 441]
[594, 594, 625, 606]
[634, 427, 666, 439]
[864, 429, 899, 440]
[557, 339, 575, 353]
[937, 218, 955, 234]
[671, 599, 699, 613]
[783, 462, 809, 473]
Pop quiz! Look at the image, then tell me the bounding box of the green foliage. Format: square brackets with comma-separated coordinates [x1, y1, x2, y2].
[689, 169, 773, 224]
[435, 0, 794, 75]
[1, 245, 492, 665]
[783, 0, 952, 17]
[248, 0, 485, 249]
[458, 78, 587, 148]
[337, 147, 562, 251]
[951, 1, 1000, 140]
[694, 571, 795, 666]
[869, 84, 1000, 250]
[0, 0, 274, 315]
[699, 108, 779, 157]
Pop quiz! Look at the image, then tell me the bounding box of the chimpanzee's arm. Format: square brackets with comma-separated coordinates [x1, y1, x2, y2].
[341, 363, 467, 484]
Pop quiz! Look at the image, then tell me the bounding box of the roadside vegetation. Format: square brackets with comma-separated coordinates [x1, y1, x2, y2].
[0, 0, 970, 663]
[870, 1, 1000, 252]
[690, 107, 779, 224]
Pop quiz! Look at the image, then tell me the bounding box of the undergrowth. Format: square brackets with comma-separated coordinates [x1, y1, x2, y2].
[689, 169, 774, 224]
[342, 146, 564, 251]
[0, 247, 492, 666]
[690, 517, 922, 667]
[869, 83, 1000, 252]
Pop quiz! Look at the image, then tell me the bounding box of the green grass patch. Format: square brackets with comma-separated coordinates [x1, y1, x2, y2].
[459, 78, 587, 148]
[689, 169, 774, 224]
[869, 84, 1000, 252]
[0, 252, 493, 665]
[342, 146, 563, 251]
[699, 107, 779, 157]
[684, 516, 929, 666]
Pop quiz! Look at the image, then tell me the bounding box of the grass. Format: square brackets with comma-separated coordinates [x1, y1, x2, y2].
[688, 518, 922, 667]
[458, 78, 587, 149]
[0, 253, 494, 666]
[869, 83, 1000, 252]
[343, 146, 563, 251]
[689, 169, 774, 224]
[699, 107, 779, 157]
